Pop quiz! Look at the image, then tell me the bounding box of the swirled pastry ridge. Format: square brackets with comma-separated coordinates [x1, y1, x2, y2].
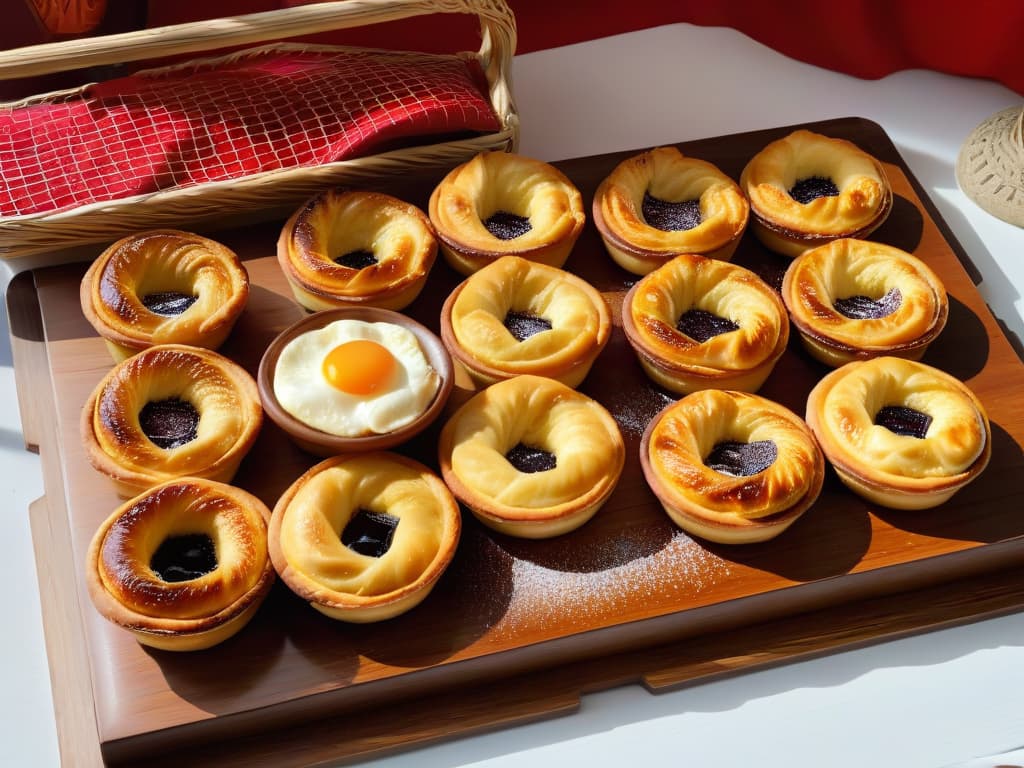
[642, 390, 825, 544]
[593, 146, 750, 275]
[623, 254, 789, 394]
[269, 452, 461, 623]
[740, 130, 893, 257]
[85, 478, 275, 651]
[782, 238, 948, 367]
[438, 375, 625, 539]
[80, 230, 249, 362]
[277, 189, 437, 312]
[81, 344, 263, 497]
[440, 255, 611, 388]
[428, 151, 586, 275]
[806, 357, 991, 509]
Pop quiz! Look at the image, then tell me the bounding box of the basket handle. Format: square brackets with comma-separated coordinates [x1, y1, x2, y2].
[0, 0, 516, 82]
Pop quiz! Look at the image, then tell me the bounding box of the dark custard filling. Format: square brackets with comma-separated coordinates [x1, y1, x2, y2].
[484, 211, 532, 240]
[506, 443, 557, 473]
[150, 533, 217, 583]
[142, 291, 197, 316]
[705, 440, 778, 477]
[342, 509, 399, 558]
[834, 288, 902, 320]
[642, 193, 702, 232]
[139, 398, 199, 450]
[503, 310, 552, 341]
[335, 249, 378, 269]
[677, 309, 740, 343]
[789, 176, 840, 204]
[875, 405, 932, 439]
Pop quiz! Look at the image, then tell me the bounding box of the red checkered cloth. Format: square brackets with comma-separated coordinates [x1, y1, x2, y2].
[0, 47, 501, 218]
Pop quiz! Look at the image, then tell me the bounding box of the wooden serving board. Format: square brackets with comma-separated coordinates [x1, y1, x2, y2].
[12, 117, 1024, 766]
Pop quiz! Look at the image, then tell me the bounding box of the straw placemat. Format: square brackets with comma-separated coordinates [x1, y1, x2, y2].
[956, 104, 1024, 228]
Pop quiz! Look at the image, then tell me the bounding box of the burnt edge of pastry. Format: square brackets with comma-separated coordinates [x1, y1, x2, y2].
[342, 509, 400, 558]
[150, 533, 218, 583]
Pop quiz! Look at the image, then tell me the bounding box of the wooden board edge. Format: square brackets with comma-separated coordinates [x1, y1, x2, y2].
[30, 495, 104, 768]
[6, 270, 47, 451]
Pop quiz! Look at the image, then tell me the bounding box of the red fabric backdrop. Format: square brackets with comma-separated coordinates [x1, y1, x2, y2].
[148, 1, 1024, 96]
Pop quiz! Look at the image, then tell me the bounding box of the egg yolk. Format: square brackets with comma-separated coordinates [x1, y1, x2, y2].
[322, 340, 397, 395]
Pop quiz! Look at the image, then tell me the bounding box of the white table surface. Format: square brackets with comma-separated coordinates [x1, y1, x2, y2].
[2, 21, 1023, 768]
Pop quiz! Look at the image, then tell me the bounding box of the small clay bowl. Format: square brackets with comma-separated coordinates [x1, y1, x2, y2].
[258, 307, 454, 456]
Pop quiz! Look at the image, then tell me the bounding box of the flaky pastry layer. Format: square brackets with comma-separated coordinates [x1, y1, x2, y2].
[782, 239, 947, 362]
[277, 189, 436, 311]
[740, 130, 891, 239]
[269, 452, 460, 620]
[86, 478, 274, 648]
[80, 230, 249, 359]
[81, 344, 263, 495]
[428, 151, 585, 273]
[624, 254, 788, 388]
[442, 255, 610, 385]
[594, 146, 749, 265]
[806, 357, 990, 505]
[439, 375, 624, 534]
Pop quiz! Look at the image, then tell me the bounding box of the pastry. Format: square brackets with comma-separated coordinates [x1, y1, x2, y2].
[80, 229, 249, 362]
[641, 390, 824, 544]
[269, 452, 461, 623]
[740, 129, 893, 257]
[806, 357, 991, 509]
[258, 307, 453, 456]
[440, 255, 611, 388]
[81, 344, 263, 497]
[428, 151, 586, 275]
[781, 238, 948, 366]
[85, 478, 275, 651]
[277, 188, 437, 312]
[622, 254, 789, 394]
[438, 375, 625, 539]
[592, 146, 750, 274]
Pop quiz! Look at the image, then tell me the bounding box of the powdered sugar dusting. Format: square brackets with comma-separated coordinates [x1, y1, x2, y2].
[489, 530, 731, 639]
[603, 386, 675, 438]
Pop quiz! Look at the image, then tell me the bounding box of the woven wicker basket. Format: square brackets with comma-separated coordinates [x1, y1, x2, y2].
[0, 0, 518, 260]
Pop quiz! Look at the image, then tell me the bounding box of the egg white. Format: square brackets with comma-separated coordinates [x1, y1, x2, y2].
[273, 319, 440, 437]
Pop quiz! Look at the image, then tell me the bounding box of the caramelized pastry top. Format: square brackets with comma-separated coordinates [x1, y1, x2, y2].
[740, 130, 891, 236]
[270, 453, 460, 606]
[647, 390, 823, 520]
[81, 229, 249, 349]
[807, 357, 989, 482]
[277, 189, 436, 301]
[446, 255, 610, 375]
[782, 239, 947, 351]
[429, 151, 585, 256]
[595, 146, 749, 253]
[88, 478, 273, 630]
[440, 375, 624, 520]
[627, 254, 788, 372]
[82, 344, 262, 489]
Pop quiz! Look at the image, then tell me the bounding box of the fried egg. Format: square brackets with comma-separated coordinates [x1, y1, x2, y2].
[273, 319, 440, 437]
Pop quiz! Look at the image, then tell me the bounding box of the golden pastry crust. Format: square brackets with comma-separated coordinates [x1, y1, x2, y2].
[642, 390, 825, 543]
[85, 478, 275, 651]
[440, 255, 611, 388]
[428, 151, 586, 275]
[806, 357, 991, 509]
[593, 146, 750, 274]
[80, 230, 249, 362]
[269, 452, 461, 623]
[740, 130, 893, 257]
[622, 254, 789, 394]
[277, 189, 437, 312]
[81, 344, 263, 497]
[782, 239, 948, 366]
[438, 375, 625, 539]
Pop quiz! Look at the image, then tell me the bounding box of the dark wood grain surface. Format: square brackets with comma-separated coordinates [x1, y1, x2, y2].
[19, 117, 1024, 765]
